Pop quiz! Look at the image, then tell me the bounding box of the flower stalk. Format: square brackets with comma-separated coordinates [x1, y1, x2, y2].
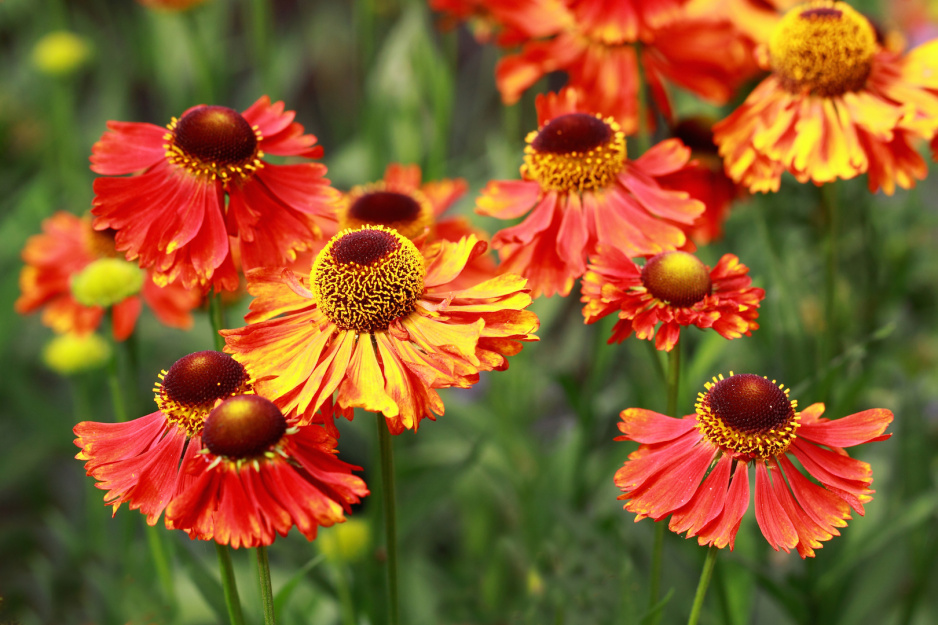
[377, 415, 401, 625]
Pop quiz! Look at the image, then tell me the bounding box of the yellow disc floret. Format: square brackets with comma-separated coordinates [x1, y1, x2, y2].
[339, 184, 434, 240]
[165, 105, 264, 182]
[696, 372, 801, 459]
[70, 258, 145, 307]
[640, 251, 712, 308]
[521, 112, 626, 192]
[312, 226, 425, 333]
[769, 1, 877, 96]
[43, 333, 111, 375]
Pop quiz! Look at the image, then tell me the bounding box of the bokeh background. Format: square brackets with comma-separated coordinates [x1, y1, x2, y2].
[2, 0, 938, 624]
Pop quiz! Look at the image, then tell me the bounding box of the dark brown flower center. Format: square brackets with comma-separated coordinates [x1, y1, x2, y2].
[695, 373, 801, 459]
[202, 395, 287, 459]
[157, 351, 254, 435]
[705, 374, 794, 434]
[800, 7, 840, 19]
[532, 113, 612, 154]
[162, 351, 248, 408]
[350, 191, 421, 224]
[312, 226, 426, 333]
[522, 113, 627, 192]
[640, 251, 712, 307]
[174, 106, 258, 166]
[332, 228, 400, 265]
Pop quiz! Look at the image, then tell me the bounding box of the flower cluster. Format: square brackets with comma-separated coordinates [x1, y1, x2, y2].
[74, 351, 369, 547]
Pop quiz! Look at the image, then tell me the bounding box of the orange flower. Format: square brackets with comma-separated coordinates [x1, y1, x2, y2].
[493, 0, 758, 133]
[476, 89, 704, 298]
[615, 373, 893, 557]
[74, 351, 256, 526]
[222, 226, 539, 434]
[713, 1, 938, 194]
[91, 96, 338, 291]
[15, 212, 200, 341]
[581, 249, 764, 351]
[166, 395, 368, 548]
[337, 163, 496, 288]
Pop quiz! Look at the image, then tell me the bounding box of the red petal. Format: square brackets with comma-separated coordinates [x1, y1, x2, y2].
[669, 452, 733, 537]
[696, 461, 750, 550]
[754, 461, 798, 553]
[620, 443, 715, 521]
[797, 408, 893, 447]
[615, 408, 697, 444]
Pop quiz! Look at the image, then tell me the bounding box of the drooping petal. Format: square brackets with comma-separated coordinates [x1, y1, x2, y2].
[754, 461, 798, 554]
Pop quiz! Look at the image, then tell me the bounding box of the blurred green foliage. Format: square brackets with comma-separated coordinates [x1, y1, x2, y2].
[2, 1, 938, 624]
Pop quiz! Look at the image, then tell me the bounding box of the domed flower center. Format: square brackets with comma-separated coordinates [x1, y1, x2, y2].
[202, 395, 287, 459]
[769, 1, 877, 96]
[695, 373, 800, 459]
[640, 251, 712, 307]
[521, 113, 627, 192]
[340, 186, 434, 240]
[165, 105, 263, 182]
[312, 226, 426, 333]
[156, 351, 254, 435]
[70, 257, 144, 307]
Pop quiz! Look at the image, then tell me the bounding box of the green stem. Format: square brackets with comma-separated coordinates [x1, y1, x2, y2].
[821, 182, 838, 358]
[647, 343, 681, 622]
[377, 415, 400, 625]
[106, 347, 129, 423]
[648, 522, 665, 622]
[248, 0, 273, 92]
[687, 547, 719, 625]
[146, 523, 177, 611]
[216, 543, 246, 625]
[336, 564, 357, 625]
[209, 289, 227, 351]
[257, 545, 276, 625]
[665, 343, 681, 418]
[181, 9, 217, 103]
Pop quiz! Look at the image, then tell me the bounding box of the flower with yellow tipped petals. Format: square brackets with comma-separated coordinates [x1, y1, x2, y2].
[222, 226, 539, 434]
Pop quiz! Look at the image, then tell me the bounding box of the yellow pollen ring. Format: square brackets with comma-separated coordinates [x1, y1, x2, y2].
[311, 225, 426, 334]
[521, 114, 626, 192]
[153, 371, 255, 437]
[163, 120, 265, 183]
[769, 1, 877, 96]
[694, 372, 801, 460]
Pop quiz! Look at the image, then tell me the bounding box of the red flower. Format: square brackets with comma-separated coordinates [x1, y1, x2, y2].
[492, 0, 759, 133]
[615, 373, 893, 557]
[91, 96, 338, 291]
[15, 212, 200, 340]
[581, 248, 764, 351]
[476, 89, 704, 298]
[74, 351, 254, 526]
[165, 395, 368, 548]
